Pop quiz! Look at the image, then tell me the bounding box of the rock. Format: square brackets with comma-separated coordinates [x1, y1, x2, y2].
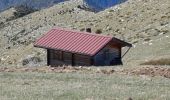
[0, 22, 5, 29]
[131, 39, 138, 44]
[127, 97, 133, 100]
[146, 29, 159, 36]
[22, 56, 42, 66]
[144, 38, 151, 41]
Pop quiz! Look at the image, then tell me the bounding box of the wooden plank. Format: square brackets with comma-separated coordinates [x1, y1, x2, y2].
[61, 51, 63, 61]
[75, 54, 91, 63]
[73, 54, 91, 66]
[91, 57, 94, 65]
[47, 49, 50, 66]
[72, 53, 75, 66]
[50, 50, 63, 60]
[63, 52, 72, 62]
[75, 61, 91, 66]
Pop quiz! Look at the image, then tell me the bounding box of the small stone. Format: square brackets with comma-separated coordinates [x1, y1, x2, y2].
[127, 97, 133, 100]
[144, 38, 151, 41]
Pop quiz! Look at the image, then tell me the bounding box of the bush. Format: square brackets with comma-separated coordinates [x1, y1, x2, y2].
[0, 22, 5, 29]
[141, 58, 170, 65]
[95, 29, 102, 34]
[80, 28, 85, 31]
[13, 4, 37, 18]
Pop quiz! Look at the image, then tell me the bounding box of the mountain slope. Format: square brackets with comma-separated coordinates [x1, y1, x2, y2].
[0, 0, 169, 67]
[0, 0, 68, 12]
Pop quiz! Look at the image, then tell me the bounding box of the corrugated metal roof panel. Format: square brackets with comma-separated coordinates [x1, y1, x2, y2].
[34, 28, 131, 56]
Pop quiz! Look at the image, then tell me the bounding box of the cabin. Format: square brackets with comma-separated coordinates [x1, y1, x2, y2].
[83, 0, 127, 12]
[34, 28, 132, 67]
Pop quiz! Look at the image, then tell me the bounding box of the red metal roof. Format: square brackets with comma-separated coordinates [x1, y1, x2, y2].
[34, 28, 132, 56]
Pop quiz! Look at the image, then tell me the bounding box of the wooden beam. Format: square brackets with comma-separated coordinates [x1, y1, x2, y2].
[61, 51, 63, 61]
[119, 47, 121, 59]
[90, 57, 94, 65]
[72, 53, 75, 66]
[121, 47, 131, 58]
[47, 49, 50, 66]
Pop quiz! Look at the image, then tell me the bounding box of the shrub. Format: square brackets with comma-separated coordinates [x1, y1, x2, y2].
[95, 29, 102, 34]
[13, 4, 37, 18]
[141, 58, 170, 65]
[80, 28, 85, 31]
[0, 22, 5, 29]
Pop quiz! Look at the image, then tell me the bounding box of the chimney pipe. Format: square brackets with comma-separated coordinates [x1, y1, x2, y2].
[86, 28, 92, 33]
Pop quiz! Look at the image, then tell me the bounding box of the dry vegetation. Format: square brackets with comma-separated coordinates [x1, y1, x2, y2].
[0, 66, 116, 75]
[141, 58, 170, 65]
[1, 67, 170, 100]
[0, 0, 170, 66]
[0, 0, 170, 99]
[122, 66, 170, 79]
[0, 64, 170, 100]
[1, 66, 170, 79]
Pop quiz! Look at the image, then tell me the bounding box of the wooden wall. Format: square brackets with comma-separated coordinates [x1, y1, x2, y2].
[47, 49, 91, 66]
[47, 41, 122, 67]
[74, 54, 91, 66]
[93, 43, 122, 66]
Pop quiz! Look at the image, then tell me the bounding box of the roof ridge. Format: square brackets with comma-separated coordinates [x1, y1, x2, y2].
[52, 27, 113, 38]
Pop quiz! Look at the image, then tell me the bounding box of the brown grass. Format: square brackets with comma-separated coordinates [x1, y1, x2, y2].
[122, 66, 170, 79]
[1, 66, 170, 99]
[1, 66, 170, 79]
[140, 58, 170, 65]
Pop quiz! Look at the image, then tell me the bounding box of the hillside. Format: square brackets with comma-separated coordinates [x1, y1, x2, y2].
[0, 0, 170, 67]
[0, 0, 67, 12]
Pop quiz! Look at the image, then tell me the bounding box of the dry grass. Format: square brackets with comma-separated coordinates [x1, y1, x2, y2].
[141, 58, 170, 65]
[1, 70, 170, 100]
[1, 65, 170, 78]
[122, 66, 170, 79]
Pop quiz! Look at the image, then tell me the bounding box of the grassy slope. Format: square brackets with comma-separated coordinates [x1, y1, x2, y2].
[0, 0, 94, 66]
[123, 32, 170, 66]
[0, 0, 170, 99]
[0, 0, 169, 66]
[1, 72, 170, 100]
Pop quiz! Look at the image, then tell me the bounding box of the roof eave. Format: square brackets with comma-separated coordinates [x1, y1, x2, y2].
[34, 44, 94, 57]
[112, 37, 132, 47]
